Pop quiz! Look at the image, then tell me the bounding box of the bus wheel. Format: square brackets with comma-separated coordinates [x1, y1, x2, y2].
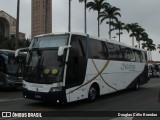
[88, 85, 98, 102]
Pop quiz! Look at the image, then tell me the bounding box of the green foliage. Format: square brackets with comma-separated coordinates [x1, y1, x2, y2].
[125, 23, 156, 50]
[0, 36, 30, 50]
[99, 4, 121, 24]
[85, 1, 156, 51]
[99, 4, 121, 39]
[110, 21, 126, 41]
[87, 0, 109, 12]
[87, 0, 110, 37]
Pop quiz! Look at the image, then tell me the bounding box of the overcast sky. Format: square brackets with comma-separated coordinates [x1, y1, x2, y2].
[0, 0, 160, 61]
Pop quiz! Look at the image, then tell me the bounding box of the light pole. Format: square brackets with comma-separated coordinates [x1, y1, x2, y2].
[45, 0, 48, 33]
[15, 0, 20, 49]
[68, 0, 71, 32]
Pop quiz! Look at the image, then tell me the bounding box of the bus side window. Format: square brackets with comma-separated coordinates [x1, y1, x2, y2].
[137, 51, 143, 62]
[121, 47, 135, 62]
[121, 46, 128, 61]
[134, 50, 142, 62]
[141, 51, 147, 63]
[126, 48, 135, 62]
[107, 43, 118, 60]
[130, 49, 136, 62]
[102, 42, 109, 59]
[89, 39, 106, 60]
[116, 45, 124, 61]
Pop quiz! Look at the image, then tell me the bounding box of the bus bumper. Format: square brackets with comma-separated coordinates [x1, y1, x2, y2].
[22, 88, 67, 104]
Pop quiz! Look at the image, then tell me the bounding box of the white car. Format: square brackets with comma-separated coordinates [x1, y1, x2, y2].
[148, 64, 160, 78]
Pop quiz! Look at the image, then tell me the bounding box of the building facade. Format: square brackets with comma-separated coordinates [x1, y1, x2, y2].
[0, 11, 25, 40]
[0, 11, 16, 38]
[31, 0, 52, 37]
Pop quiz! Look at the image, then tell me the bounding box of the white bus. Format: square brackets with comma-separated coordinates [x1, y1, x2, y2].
[16, 32, 149, 104]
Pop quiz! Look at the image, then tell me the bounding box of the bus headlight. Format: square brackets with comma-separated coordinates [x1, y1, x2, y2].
[50, 87, 62, 92]
[44, 68, 51, 75]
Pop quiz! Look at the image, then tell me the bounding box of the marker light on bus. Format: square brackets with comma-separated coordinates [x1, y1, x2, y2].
[50, 87, 62, 92]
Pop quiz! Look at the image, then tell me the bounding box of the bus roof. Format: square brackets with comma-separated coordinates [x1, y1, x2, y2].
[33, 32, 146, 52]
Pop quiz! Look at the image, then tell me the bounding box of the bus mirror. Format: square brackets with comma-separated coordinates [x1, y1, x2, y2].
[58, 45, 71, 62]
[15, 48, 29, 57]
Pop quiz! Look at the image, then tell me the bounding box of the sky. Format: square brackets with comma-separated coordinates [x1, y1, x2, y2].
[0, 0, 160, 61]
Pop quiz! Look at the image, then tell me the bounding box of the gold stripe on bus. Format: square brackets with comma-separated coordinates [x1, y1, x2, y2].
[91, 59, 118, 91]
[67, 60, 110, 95]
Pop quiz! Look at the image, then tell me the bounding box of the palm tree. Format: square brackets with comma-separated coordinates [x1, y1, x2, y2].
[87, 0, 109, 37]
[68, 0, 71, 32]
[134, 27, 145, 48]
[99, 4, 121, 39]
[142, 38, 156, 61]
[142, 38, 156, 51]
[110, 21, 126, 42]
[125, 23, 140, 47]
[138, 32, 149, 47]
[79, 0, 88, 33]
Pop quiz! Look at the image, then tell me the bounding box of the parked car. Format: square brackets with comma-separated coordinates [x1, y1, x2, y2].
[148, 64, 160, 78]
[0, 49, 26, 89]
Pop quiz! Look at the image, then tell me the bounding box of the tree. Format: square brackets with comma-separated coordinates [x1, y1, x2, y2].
[126, 23, 137, 46]
[68, 0, 71, 32]
[125, 23, 139, 47]
[79, 0, 88, 33]
[110, 21, 126, 42]
[142, 38, 156, 51]
[87, 0, 109, 37]
[0, 37, 30, 50]
[134, 27, 145, 48]
[138, 32, 149, 48]
[99, 4, 121, 39]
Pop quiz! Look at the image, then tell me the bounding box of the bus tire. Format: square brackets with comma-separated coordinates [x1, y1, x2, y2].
[87, 84, 99, 102]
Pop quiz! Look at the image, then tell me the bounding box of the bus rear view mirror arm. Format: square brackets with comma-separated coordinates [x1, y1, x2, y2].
[58, 45, 71, 62]
[15, 47, 29, 57]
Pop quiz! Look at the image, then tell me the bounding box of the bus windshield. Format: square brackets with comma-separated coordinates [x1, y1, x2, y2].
[30, 34, 68, 49]
[0, 54, 18, 75]
[0, 51, 26, 76]
[25, 34, 68, 84]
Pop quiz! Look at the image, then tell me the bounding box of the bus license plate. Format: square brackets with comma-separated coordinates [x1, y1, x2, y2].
[35, 95, 41, 99]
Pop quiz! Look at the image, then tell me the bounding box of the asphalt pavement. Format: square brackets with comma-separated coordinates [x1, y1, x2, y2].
[0, 77, 160, 120]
